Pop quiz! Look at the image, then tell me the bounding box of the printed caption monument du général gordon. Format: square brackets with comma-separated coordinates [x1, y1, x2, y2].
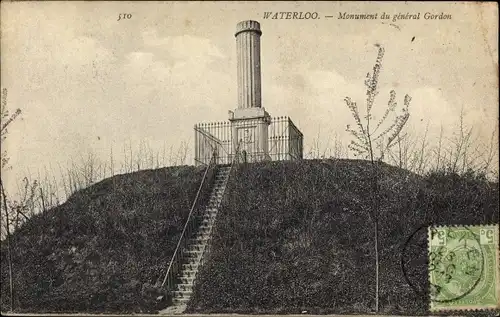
[262, 11, 452, 21]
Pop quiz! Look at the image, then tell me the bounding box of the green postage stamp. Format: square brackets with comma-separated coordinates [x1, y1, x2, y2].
[428, 224, 499, 311]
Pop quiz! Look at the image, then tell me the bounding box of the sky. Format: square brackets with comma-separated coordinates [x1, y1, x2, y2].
[1, 1, 498, 197]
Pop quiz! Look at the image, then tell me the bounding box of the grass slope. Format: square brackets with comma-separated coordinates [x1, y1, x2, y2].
[188, 159, 499, 316]
[1, 165, 205, 313]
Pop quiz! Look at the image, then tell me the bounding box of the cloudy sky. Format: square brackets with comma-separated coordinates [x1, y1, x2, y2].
[1, 1, 498, 195]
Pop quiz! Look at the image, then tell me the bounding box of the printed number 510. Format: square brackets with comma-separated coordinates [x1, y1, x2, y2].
[118, 13, 132, 21]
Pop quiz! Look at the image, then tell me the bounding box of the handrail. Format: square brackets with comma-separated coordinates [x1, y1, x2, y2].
[194, 126, 230, 156]
[160, 152, 216, 288]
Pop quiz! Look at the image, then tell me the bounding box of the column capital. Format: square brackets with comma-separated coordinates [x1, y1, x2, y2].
[235, 20, 262, 37]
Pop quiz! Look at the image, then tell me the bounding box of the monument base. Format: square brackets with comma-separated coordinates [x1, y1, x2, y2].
[229, 107, 271, 122]
[229, 108, 271, 163]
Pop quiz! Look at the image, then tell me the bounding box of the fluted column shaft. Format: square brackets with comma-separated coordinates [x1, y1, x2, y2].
[235, 20, 262, 109]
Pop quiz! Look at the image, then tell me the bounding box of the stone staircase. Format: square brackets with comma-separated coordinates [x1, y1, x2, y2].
[163, 166, 231, 314]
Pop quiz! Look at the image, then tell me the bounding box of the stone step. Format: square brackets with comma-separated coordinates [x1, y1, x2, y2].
[201, 214, 216, 221]
[190, 235, 210, 243]
[183, 248, 203, 255]
[199, 216, 214, 223]
[183, 261, 200, 268]
[192, 232, 211, 241]
[182, 252, 202, 261]
[182, 261, 200, 268]
[203, 211, 218, 218]
[186, 244, 205, 252]
[172, 297, 190, 305]
[208, 197, 221, 202]
[206, 200, 221, 205]
[180, 269, 197, 277]
[206, 200, 221, 206]
[204, 208, 219, 215]
[198, 225, 212, 231]
[182, 258, 201, 265]
[179, 276, 195, 284]
[207, 200, 222, 206]
[172, 290, 192, 298]
[176, 283, 193, 291]
[204, 206, 219, 213]
[200, 216, 215, 223]
[199, 217, 215, 226]
[198, 228, 212, 235]
[209, 195, 224, 200]
[183, 255, 201, 264]
[186, 240, 206, 247]
[203, 208, 218, 214]
[199, 221, 214, 229]
[208, 196, 223, 202]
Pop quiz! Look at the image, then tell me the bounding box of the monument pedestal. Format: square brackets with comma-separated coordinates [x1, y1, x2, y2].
[229, 108, 271, 162]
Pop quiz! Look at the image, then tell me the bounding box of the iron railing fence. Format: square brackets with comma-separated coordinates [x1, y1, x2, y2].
[194, 117, 303, 165]
[268, 116, 304, 161]
[194, 122, 232, 166]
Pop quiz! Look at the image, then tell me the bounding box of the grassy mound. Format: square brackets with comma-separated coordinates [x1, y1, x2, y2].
[187, 159, 499, 315]
[1, 159, 497, 315]
[1, 165, 205, 313]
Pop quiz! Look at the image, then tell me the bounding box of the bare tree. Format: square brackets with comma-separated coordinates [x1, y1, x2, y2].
[478, 125, 499, 177]
[447, 107, 474, 174]
[1, 88, 23, 311]
[343, 45, 411, 312]
[433, 107, 499, 179]
[388, 123, 430, 175]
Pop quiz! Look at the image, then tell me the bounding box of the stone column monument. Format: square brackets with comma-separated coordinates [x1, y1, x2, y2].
[229, 20, 271, 162]
[194, 20, 303, 166]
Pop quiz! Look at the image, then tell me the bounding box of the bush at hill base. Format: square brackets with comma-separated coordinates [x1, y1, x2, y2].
[1, 166, 205, 313]
[187, 159, 499, 316]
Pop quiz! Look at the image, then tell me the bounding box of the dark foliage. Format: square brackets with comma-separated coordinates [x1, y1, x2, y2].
[1, 165, 205, 313]
[188, 159, 499, 316]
